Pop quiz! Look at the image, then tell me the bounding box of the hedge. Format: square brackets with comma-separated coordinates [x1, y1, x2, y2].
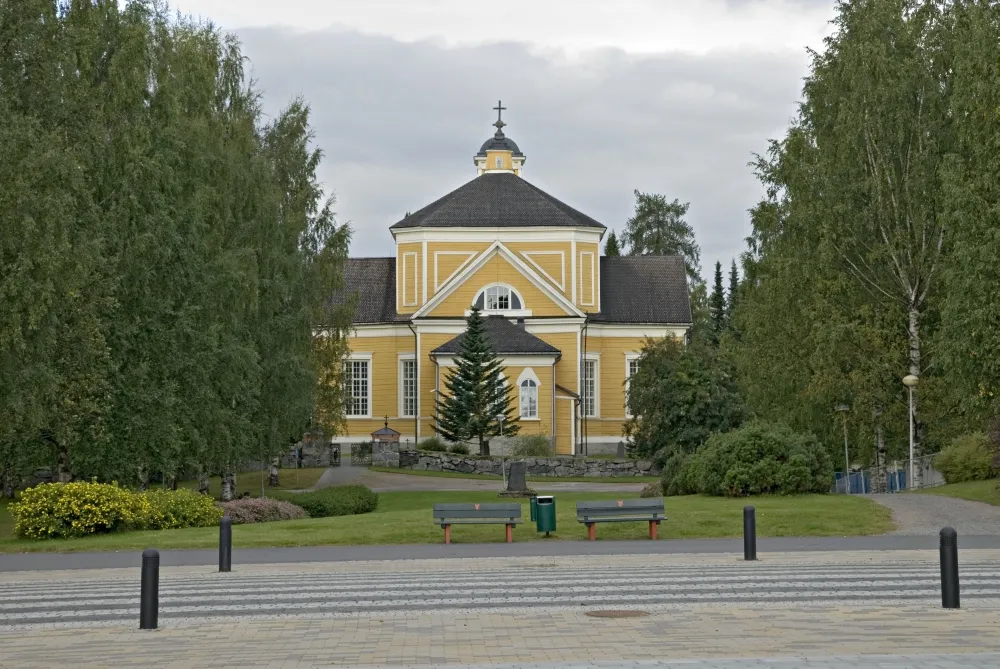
[277, 484, 378, 518]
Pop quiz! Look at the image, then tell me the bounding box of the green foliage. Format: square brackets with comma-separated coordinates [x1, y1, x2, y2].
[11, 482, 222, 539]
[435, 307, 519, 455]
[282, 485, 378, 518]
[604, 231, 621, 257]
[0, 1, 350, 493]
[418, 437, 449, 453]
[448, 444, 471, 455]
[218, 497, 307, 524]
[685, 423, 832, 497]
[142, 489, 224, 530]
[511, 435, 553, 457]
[625, 337, 743, 459]
[639, 481, 662, 498]
[726, 260, 739, 327]
[709, 261, 726, 343]
[935, 433, 997, 484]
[623, 190, 700, 283]
[660, 453, 698, 497]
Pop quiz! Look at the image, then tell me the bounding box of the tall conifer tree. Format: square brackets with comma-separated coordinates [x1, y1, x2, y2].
[709, 261, 726, 342]
[435, 307, 519, 455]
[604, 231, 621, 257]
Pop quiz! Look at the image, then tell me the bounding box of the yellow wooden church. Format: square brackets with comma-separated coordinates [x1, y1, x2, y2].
[331, 105, 691, 455]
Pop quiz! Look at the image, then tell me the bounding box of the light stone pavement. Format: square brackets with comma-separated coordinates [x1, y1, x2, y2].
[2, 551, 1000, 668]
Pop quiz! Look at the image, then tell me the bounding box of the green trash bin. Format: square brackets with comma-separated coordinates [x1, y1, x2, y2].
[535, 495, 556, 536]
[529, 496, 538, 522]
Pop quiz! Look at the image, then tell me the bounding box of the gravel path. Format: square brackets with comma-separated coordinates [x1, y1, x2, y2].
[868, 493, 1000, 536]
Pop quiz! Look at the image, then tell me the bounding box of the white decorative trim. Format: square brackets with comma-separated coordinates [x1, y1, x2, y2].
[581, 354, 600, 418]
[435, 354, 559, 367]
[473, 283, 527, 313]
[570, 240, 577, 304]
[522, 251, 565, 292]
[421, 241, 428, 305]
[579, 251, 595, 306]
[350, 325, 413, 338]
[415, 333, 421, 437]
[586, 325, 689, 339]
[433, 251, 477, 293]
[402, 252, 418, 307]
[516, 368, 541, 420]
[393, 228, 604, 244]
[412, 241, 585, 319]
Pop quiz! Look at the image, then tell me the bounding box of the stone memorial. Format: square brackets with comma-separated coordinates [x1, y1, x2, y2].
[499, 460, 535, 498]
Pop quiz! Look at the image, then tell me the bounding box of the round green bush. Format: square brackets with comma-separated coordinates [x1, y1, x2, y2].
[686, 422, 832, 497]
[281, 484, 378, 518]
[511, 435, 552, 457]
[935, 433, 996, 484]
[418, 437, 449, 453]
[448, 443, 471, 455]
[142, 488, 223, 530]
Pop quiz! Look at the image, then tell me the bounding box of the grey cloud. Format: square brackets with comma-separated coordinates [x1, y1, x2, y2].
[236, 27, 808, 279]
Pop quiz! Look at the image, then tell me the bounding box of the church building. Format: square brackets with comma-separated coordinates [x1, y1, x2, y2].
[332, 104, 692, 455]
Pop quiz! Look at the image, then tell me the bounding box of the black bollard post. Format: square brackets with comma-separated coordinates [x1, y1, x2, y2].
[940, 526, 960, 609]
[219, 516, 232, 573]
[743, 505, 757, 561]
[139, 548, 159, 630]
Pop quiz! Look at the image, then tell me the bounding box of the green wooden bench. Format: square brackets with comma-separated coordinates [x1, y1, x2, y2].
[432, 502, 522, 544]
[576, 498, 666, 540]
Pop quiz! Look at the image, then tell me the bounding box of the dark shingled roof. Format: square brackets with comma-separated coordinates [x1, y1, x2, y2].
[477, 129, 523, 157]
[590, 256, 692, 324]
[331, 257, 403, 324]
[432, 316, 561, 355]
[390, 173, 606, 230]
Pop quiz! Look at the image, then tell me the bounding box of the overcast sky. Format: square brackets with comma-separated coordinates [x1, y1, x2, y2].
[174, 0, 838, 280]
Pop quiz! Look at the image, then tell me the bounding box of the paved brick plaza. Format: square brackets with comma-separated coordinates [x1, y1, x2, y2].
[2, 551, 999, 668]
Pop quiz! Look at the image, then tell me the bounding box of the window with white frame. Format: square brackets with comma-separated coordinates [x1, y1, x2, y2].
[473, 284, 523, 312]
[400, 358, 416, 417]
[344, 358, 370, 417]
[519, 379, 538, 419]
[495, 156, 502, 169]
[581, 359, 597, 417]
[625, 354, 640, 415]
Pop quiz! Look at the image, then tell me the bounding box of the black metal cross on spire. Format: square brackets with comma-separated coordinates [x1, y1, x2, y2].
[493, 99, 506, 129]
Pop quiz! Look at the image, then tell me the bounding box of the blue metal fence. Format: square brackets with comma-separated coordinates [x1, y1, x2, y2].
[833, 469, 908, 494]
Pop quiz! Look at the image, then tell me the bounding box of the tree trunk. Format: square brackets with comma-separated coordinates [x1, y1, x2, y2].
[220, 469, 236, 501]
[268, 459, 279, 487]
[1, 467, 15, 499]
[908, 307, 923, 488]
[875, 418, 887, 494]
[165, 474, 177, 491]
[479, 436, 489, 457]
[56, 444, 71, 483]
[137, 466, 149, 492]
[196, 468, 210, 495]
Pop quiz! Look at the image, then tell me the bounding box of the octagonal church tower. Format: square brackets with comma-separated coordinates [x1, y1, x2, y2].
[331, 104, 692, 456]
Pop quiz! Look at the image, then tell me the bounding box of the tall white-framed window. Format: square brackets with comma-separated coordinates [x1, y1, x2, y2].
[625, 353, 641, 417]
[516, 368, 540, 420]
[399, 355, 416, 418]
[495, 156, 503, 169]
[473, 283, 524, 313]
[581, 356, 599, 417]
[344, 354, 372, 418]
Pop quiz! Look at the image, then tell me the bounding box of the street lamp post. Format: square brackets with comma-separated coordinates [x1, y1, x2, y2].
[903, 374, 919, 490]
[497, 413, 506, 488]
[835, 404, 850, 494]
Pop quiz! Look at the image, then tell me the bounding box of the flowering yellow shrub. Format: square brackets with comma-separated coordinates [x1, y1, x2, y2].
[12, 481, 146, 539]
[12, 482, 222, 539]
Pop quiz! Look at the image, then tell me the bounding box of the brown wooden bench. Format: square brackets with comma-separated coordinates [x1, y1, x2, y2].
[576, 498, 666, 540]
[432, 502, 522, 544]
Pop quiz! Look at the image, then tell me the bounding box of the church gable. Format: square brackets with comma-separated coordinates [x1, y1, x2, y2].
[416, 243, 583, 319]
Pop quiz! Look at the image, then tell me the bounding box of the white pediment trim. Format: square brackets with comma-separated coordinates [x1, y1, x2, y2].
[412, 241, 585, 319]
[522, 250, 566, 292]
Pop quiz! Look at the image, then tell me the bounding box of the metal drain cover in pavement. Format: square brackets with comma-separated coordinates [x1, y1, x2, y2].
[584, 610, 649, 618]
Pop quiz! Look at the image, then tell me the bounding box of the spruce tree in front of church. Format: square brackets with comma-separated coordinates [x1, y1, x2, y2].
[435, 306, 520, 456]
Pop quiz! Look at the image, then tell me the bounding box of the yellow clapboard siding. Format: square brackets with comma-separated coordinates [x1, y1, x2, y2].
[576, 242, 600, 312]
[507, 242, 572, 295]
[535, 332, 578, 455]
[343, 335, 415, 438]
[396, 242, 423, 313]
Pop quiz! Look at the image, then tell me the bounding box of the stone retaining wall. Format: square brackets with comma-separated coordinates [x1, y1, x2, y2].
[397, 450, 660, 478]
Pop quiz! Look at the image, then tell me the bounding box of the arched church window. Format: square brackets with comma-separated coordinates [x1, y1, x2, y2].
[473, 284, 523, 312]
[519, 379, 538, 419]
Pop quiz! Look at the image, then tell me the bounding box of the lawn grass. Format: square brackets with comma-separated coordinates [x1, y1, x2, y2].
[915, 478, 1000, 506]
[176, 467, 327, 499]
[0, 490, 893, 553]
[369, 466, 659, 484]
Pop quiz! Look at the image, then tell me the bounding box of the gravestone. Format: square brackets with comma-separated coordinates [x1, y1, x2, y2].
[499, 460, 535, 498]
[616, 441, 626, 458]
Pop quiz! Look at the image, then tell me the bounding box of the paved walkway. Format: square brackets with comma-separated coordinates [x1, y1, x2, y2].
[291, 461, 647, 494]
[3, 551, 1000, 666]
[870, 492, 1000, 536]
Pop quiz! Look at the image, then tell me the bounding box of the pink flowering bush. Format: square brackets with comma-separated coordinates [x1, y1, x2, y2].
[217, 497, 306, 524]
